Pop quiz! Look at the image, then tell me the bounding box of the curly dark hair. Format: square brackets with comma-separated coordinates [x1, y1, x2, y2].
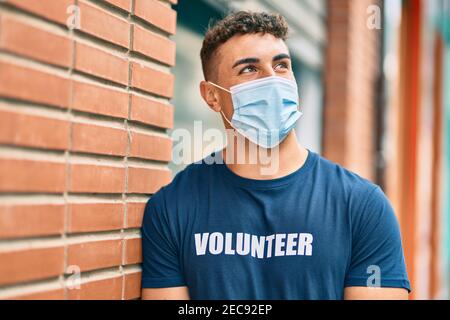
[200, 11, 289, 81]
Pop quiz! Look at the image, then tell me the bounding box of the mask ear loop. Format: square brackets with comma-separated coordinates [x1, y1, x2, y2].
[207, 81, 231, 94]
[207, 81, 234, 126]
[207, 81, 243, 149]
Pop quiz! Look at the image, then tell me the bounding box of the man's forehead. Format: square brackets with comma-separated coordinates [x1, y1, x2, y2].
[218, 33, 289, 65]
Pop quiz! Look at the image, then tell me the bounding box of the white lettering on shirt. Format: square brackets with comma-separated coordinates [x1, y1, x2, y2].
[194, 232, 314, 258]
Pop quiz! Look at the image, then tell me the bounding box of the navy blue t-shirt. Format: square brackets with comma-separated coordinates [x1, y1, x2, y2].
[141, 150, 410, 299]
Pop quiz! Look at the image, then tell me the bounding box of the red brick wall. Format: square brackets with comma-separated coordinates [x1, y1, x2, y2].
[0, 0, 176, 299]
[323, 0, 381, 181]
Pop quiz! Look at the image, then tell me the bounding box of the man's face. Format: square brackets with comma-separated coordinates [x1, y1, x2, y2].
[202, 33, 295, 127]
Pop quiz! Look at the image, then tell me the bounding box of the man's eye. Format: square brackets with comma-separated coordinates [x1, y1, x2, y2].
[275, 62, 289, 70]
[239, 65, 257, 74]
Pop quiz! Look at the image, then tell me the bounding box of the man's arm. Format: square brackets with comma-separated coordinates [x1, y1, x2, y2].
[344, 287, 409, 300]
[142, 286, 190, 300]
[344, 186, 411, 297]
[141, 192, 188, 298]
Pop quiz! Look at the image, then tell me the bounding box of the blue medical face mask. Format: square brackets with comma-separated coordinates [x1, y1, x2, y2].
[208, 76, 302, 148]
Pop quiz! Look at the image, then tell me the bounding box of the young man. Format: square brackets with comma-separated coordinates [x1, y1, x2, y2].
[141, 11, 410, 300]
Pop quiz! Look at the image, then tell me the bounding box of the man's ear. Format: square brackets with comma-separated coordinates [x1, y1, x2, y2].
[200, 81, 221, 112]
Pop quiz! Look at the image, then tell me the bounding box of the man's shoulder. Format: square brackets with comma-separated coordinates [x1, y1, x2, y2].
[148, 155, 217, 204]
[314, 153, 392, 222]
[313, 151, 379, 197]
[170, 155, 217, 188]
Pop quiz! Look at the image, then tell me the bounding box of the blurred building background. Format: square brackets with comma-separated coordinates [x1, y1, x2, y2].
[0, 0, 448, 300]
[171, 0, 450, 299]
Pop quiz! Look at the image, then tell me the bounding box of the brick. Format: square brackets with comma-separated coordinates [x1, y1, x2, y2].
[127, 167, 171, 194]
[0, 247, 64, 286]
[6, 287, 65, 300]
[0, 61, 71, 108]
[71, 122, 127, 156]
[105, 0, 132, 12]
[0, 15, 72, 67]
[78, 0, 130, 48]
[69, 164, 125, 193]
[130, 62, 174, 98]
[0, 110, 70, 150]
[133, 25, 175, 66]
[0, 204, 65, 239]
[124, 272, 141, 300]
[125, 202, 145, 228]
[72, 81, 129, 119]
[323, 0, 380, 181]
[130, 95, 173, 129]
[68, 203, 124, 233]
[68, 276, 122, 300]
[129, 131, 172, 162]
[5, 0, 73, 25]
[67, 239, 122, 272]
[0, 0, 178, 299]
[74, 42, 128, 85]
[134, 0, 177, 35]
[0, 158, 66, 193]
[123, 237, 142, 265]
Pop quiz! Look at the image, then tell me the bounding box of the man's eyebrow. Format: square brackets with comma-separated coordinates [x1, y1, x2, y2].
[232, 57, 260, 68]
[231, 54, 290, 69]
[273, 53, 291, 61]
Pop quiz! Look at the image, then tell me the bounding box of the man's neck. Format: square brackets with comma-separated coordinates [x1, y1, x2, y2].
[222, 131, 309, 180]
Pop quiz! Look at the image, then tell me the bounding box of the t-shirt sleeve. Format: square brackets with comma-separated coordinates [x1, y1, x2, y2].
[141, 191, 186, 288]
[344, 185, 411, 292]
